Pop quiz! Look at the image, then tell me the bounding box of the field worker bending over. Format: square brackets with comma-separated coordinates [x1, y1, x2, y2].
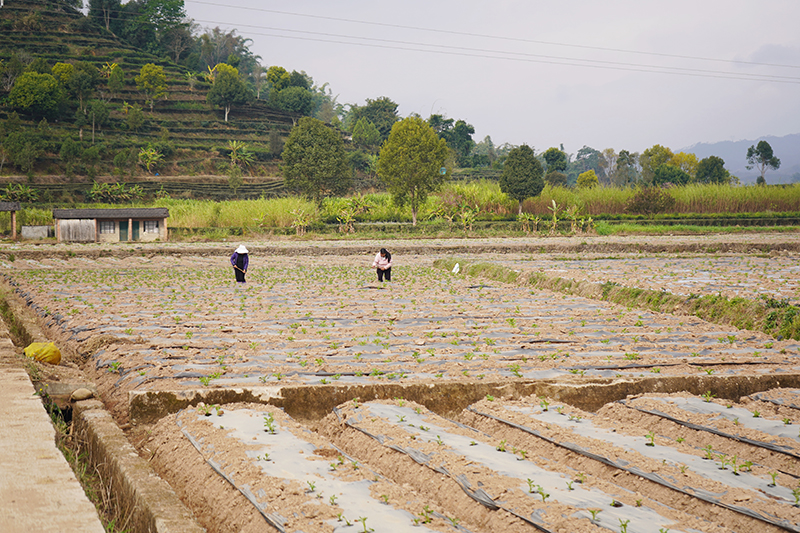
[231, 245, 249, 283]
[372, 247, 392, 282]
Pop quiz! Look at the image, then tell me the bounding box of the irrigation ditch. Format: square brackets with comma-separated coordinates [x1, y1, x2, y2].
[2, 247, 800, 532]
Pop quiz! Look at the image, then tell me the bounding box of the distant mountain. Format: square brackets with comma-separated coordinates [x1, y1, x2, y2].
[681, 133, 800, 184]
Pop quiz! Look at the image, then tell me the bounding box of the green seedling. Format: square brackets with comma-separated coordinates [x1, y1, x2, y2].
[635, 498, 642, 507]
[527, 478, 535, 493]
[330, 494, 338, 506]
[508, 364, 523, 378]
[380, 494, 389, 504]
[447, 516, 460, 527]
[619, 519, 631, 533]
[716, 453, 728, 470]
[610, 499, 622, 507]
[645, 431, 656, 446]
[108, 361, 122, 373]
[537, 485, 550, 502]
[588, 509, 602, 522]
[791, 486, 800, 506]
[257, 453, 270, 461]
[263, 413, 277, 434]
[701, 390, 715, 402]
[753, 410, 761, 418]
[356, 516, 373, 533]
[306, 481, 316, 492]
[660, 529, 670, 533]
[733, 417, 740, 426]
[769, 471, 779, 486]
[469, 441, 477, 446]
[486, 395, 495, 401]
[197, 404, 213, 416]
[435, 435, 444, 446]
[702, 367, 715, 375]
[742, 460, 753, 472]
[496, 440, 507, 452]
[396, 415, 406, 423]
[566, 481, 574, 491]
[575, 472, 586, 484]
[540, 397, 550, 411]
[418, 505, 433, 524]
[702, 445, 714, 460]
[783, 417, 792, 425]
[676, 437, 685, 443]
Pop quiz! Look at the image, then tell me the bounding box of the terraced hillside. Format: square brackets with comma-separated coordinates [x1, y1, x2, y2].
[0, 0, 296, 195]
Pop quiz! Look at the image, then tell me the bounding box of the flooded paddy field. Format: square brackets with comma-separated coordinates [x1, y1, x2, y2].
[4, 250, 800, 533]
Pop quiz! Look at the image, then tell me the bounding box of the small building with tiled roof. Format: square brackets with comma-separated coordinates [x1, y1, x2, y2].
[0, 202, 21, 239]
[52, 208, 169, 243]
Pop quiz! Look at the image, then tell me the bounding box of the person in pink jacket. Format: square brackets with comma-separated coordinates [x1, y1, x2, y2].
[372, 248, 392, 282]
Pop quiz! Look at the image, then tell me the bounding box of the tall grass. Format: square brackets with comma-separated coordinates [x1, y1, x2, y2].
[153, 197, 316, 228]
[7, 182, 799, 234]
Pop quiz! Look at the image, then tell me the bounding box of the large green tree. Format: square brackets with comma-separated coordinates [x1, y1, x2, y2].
[746, 140, 780, 185]
[377, 116, 448, 225]
[272, 86, 313, 115]
[9, 72, 62, 119]
[206, 63, 250, 121]
[135, 63, 167, 111]
[499, 144, 544, 215]
[282, 117, 351, 205]
[696, 156, 730, 184]
[640, 144, 674, 184]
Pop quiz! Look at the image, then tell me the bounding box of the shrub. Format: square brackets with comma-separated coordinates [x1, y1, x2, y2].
[626, 187, 676, 214]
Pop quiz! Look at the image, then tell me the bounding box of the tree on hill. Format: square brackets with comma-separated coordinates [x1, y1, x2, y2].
[428, 115, 476, 163]
[282, 117, 351, 205]
[377, 116, 449, 226]
[499, 144, 544, 214]
[9, 72, 63, 119]
[349, 97, 398, 142]
[696, 156, 730, 184]
[135, 63, 167, 112]
[206, 63, 251, 121]
[272, 86, 314, 115]
[352, 117, 381, 152]
[746, 140, 780, 185]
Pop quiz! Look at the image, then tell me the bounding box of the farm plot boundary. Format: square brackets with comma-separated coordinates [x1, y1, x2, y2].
[433, 258, 800, 341]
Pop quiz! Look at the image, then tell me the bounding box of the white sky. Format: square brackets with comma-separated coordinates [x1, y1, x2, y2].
[183, 0, 800, 156]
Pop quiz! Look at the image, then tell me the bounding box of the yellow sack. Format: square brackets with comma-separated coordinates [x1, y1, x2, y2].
[24, 342, 61, 365]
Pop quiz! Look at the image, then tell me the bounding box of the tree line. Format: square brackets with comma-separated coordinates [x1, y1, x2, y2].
[0, 0, 784, 197]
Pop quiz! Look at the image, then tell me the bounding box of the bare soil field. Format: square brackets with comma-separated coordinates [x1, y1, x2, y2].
[3, 239, 800, 533]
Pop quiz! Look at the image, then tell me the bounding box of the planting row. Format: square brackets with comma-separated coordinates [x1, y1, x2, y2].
[502, 254, 800, 302]
[147, 390, 800, 532]
[5, 255, 799, 421]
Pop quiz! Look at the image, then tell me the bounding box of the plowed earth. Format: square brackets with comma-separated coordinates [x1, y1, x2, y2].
[4, 248, 800, 532]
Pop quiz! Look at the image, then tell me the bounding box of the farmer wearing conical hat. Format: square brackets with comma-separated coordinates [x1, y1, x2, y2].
[230, 245, 249, 283]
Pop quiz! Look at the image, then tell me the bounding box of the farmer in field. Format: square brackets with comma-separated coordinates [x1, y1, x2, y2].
[230, 245, 249, 283]
[372, 248, 392, 282]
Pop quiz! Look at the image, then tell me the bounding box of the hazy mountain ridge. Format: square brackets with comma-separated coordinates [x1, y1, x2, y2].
[681, 133, 800, 184]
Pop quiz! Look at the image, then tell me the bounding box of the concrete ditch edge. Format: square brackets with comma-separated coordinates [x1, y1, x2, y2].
[72, 399, 206, 533]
